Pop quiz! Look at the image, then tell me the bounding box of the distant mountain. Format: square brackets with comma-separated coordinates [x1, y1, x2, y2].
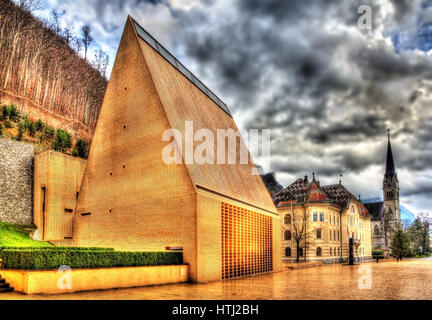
[400, 205, 416, 223]
[363, 198, 416, 223]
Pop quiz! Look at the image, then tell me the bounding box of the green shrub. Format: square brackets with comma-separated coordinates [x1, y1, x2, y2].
[5, 119, 13, 129]
[2, 105, 10, 120]
[52, 128, 72, 152]
[0, 123, 3, 137]
[0, 250, 182, 270]
[28, 121, 37, 137]
[23, 114, 31, 130]
[9, 105, 19, 121]
[16, 122, 24, 141]
[44, 125, 55, 139]
[74, 138, 90, 158]
[35, 119, 44, 132]
[372, 249, 384, 262]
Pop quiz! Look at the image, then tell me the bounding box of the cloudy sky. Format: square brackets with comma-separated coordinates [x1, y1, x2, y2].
[35, 0, 432, 215]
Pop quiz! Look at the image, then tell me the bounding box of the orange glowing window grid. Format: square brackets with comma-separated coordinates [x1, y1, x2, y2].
[221, 202, 273, 280]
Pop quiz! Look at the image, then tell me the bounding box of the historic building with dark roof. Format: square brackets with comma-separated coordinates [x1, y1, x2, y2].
[274, 173, 372, 264]
[364, 131, 401, 250]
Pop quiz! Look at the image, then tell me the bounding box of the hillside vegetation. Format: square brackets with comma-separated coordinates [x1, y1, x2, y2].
[0, 103, 90, 158]
[0, 0, 107, 140]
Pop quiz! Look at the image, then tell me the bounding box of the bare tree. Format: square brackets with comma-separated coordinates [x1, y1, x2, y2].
[92, 49, 109, 78]
[81, 24, 93, 61]
[50, 9, 62, 35]
[62, 22, 74, 46]
[290, 205, 316, 262]
[72, 36, 82, 54]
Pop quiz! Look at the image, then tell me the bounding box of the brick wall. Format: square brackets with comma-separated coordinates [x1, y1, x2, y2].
[0, 138, 34, 225]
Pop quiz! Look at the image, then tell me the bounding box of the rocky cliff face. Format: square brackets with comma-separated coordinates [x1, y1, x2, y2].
[0, 138, 34, 225]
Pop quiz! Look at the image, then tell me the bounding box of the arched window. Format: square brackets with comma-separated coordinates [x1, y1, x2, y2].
[284, 230, 292, 241]
[351, 205, 355, 213]
[316, 228, 322, 239]
[374, 225, 380, 235]
[284, 214, 291, 225]
[285, 247, 291, 257]
[316, 247, 322, 256]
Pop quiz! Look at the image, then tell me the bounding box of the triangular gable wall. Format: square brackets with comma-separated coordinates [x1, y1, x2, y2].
[132, 19, 276, 213]
[73, 18, 197, 264]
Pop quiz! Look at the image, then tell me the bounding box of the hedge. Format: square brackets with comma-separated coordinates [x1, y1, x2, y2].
[0, 250, 183, 270]
[0, 246, 114, 252]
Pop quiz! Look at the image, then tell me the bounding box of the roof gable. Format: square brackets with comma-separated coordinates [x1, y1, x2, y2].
[131, 17, 276, 213]
[305, 179, 330, 202]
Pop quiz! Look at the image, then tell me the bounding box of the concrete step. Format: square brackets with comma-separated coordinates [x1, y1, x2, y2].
[0, 287, 14, 293]
[0, 279, 5, 284]
[0, 283, 10, 289]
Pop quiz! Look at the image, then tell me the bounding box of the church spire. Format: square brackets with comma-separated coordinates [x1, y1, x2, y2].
[385, 129, 396, 178]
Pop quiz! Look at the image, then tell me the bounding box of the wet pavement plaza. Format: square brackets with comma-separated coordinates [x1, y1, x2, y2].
[1, 258, 432, 300]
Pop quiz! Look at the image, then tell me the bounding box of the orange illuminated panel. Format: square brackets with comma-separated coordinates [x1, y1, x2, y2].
[221, 202, 273, 280]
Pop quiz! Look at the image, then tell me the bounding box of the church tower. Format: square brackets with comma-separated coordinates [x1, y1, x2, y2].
[383, 130, 400, 223]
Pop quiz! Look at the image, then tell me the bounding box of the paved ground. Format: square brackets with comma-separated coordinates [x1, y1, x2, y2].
[1, 258, 431, 300]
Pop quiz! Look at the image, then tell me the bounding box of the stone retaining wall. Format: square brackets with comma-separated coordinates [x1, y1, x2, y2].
[0, 138, 34, 225]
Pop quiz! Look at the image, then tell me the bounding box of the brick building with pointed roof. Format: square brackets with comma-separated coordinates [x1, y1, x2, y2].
[62, 16, 282, 282]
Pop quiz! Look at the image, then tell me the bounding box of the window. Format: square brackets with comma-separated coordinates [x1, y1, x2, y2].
[299, 247, 304, 256]
[316, 247, 322, 256]
[351, 205, 355, 213]
[313, 212, 317, 221]
[316, 228, 322, 239]
[320, 212, 324, 222]
[64, 208, 73, 213]
[334, 230, 336, 241]
[284, 214, 291, 225]
[330, 230, 332, 240]
[284, 230, 292, 241]
[374, 225, 380, 235]
[285, 247, 291, 257]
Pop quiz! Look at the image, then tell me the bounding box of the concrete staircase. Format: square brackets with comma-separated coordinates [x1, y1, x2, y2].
[0, 276, 14, 293]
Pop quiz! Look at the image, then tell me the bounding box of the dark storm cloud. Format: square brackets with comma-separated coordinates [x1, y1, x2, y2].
[44, 0, 432, 212]
[306, 113, 387, 144]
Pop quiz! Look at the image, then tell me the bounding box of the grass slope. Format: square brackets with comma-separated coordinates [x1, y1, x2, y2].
[0, 222, 52, 247]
